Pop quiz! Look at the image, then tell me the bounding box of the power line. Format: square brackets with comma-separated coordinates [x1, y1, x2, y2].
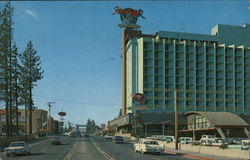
[33, 94, 120, 107]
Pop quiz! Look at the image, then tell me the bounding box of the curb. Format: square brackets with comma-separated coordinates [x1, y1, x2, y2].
[164, 150, 214, 160]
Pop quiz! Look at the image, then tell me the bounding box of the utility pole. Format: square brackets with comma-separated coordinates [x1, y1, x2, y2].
[174, 90, 178, 150]
[47, 102, 55, 136]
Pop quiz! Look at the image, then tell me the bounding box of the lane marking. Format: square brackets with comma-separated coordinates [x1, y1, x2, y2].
[91, 138, 115, 160]
[30, 138, 49, 147]
[63, 141, 78, 160]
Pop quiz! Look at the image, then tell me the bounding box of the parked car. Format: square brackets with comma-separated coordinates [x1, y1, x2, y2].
[241, 139, 250, 150]
[161, 136, 175, 143]
[221, 138, 236, 145]
[200, 138, 222, 146]
[200, 135, 216, 140]
[134, 139, 164, 154]
[179, 137, 193, 144]
[84, 134, 89, 137]
[151, 135, 165, 140]
[5, 141, 31, 157]
[51, 135, 62, 145]
[112, 136, 124, 144]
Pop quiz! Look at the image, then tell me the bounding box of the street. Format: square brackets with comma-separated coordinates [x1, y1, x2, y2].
[0, 136, 195, 160]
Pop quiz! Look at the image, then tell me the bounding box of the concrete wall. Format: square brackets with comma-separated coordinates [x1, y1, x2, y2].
[158, 141, 250, 160]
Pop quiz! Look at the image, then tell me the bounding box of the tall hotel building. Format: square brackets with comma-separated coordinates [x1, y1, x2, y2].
[122, 24, 250, 121]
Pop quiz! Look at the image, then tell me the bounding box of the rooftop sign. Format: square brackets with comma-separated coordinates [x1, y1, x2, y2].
[112, 6, 145, 29]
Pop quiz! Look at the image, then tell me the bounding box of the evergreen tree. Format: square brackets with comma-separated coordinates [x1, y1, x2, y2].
[0, 2, 14, 137]
[19, 41, 43, 134]
[12, 44, 20, 135]
[91, 119, 96, 133]
[86, 118, 92, 134]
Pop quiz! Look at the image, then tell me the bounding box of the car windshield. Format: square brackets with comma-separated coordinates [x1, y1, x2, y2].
[10, 143, 25, 147]
[144, 141, 158, 145]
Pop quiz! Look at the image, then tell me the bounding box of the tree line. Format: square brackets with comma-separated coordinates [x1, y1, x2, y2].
[86, 119, 96, 134]
[0, 2, 43, 137]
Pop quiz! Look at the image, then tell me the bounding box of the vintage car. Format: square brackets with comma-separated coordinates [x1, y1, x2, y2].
[51, 135, 62, 145]
[134, 139, 164, 154]
[5, 141, 31, 157]
[112, 136, 124, 144]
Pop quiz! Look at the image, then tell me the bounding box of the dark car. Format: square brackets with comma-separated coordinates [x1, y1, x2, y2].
[112, 136, 124, 144]
[84, 134, 89, 137]
[51, 136, 62, 145]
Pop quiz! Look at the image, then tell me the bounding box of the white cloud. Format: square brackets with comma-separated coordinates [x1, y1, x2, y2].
[25, 9, 38, 19]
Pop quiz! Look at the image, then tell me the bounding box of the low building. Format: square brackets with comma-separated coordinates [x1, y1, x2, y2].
[0, 109, 48, 136]
[180, 111, 250, 139]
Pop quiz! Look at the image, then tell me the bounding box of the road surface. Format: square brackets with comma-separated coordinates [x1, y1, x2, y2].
[0, 136, 195, 160]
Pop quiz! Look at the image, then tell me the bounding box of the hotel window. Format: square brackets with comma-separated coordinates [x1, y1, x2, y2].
[144, 42, 148, 49]
[155, 43, 159, 50]
[155, 60, 158, 66]
[155, 77, 158, 82]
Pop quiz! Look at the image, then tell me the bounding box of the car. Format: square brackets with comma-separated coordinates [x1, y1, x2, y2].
[5, 141, 31, 157]
[179, 137, 193, 144]
[200, 138, 222, 146]
[51, 136, 62, 145]
[134, 139, 164, 154]
[69, 132, 77, 137]
[105, 134, 113, 139]
[112, 136, 124, 144]
[84, 134, 89, 137]
[241, 139, 250, 150]
[161, 136, 175, 143]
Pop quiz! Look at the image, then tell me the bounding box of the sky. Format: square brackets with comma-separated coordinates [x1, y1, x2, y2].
[0, 0, 249, 126]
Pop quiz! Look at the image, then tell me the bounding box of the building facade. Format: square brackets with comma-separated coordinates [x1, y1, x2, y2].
[123, 24, 250, 116]
[119, 24, 250, 137]
[0, 109, 48, 135]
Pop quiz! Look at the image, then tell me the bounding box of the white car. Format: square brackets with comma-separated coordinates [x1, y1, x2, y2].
[134, 139, 164, 154]
[5, 141, 31, 157]
[105, 134, 113, 139]
[179, 137, 193, 144]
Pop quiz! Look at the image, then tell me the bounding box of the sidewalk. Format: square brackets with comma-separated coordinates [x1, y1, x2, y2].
[126, 137, 249, 160]
[164, 147, 248, 160]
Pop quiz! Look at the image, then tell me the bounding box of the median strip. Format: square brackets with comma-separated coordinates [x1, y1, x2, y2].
[91, 138, 115, 160]
[63, 141, 78, 160]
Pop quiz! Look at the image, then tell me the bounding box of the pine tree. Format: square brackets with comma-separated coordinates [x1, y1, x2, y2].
[91, 119, 96, 133]
[19, 41, 43, 134]
[86, 118, 92, 134]
[0, 2, 14, 137]
[12, 44, 20, 135]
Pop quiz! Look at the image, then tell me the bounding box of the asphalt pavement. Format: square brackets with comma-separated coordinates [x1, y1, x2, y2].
[0, 136, 76, 160]
[0, 136, 197, 160]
